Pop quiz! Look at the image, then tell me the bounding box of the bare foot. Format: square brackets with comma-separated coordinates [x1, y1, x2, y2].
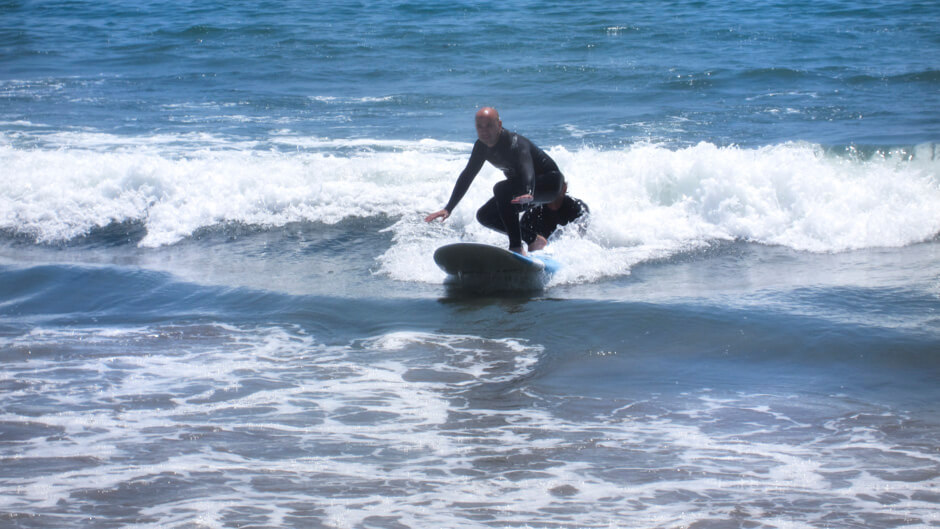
[527, 235, 548, 253]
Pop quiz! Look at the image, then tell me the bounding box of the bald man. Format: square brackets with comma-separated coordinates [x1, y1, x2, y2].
[425, 107, 565, 255]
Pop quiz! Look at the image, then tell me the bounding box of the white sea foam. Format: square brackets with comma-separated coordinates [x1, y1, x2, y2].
[384, 140, 940, 284]
[308, 95, 397, 104]
[2, 133, 938, 283]
[1, 324, 937, 528]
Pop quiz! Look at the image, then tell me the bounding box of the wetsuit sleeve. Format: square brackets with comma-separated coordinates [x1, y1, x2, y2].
[443, 141, 487, 212]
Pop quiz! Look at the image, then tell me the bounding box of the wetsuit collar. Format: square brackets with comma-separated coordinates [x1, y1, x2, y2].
[493, 128, 510, 148]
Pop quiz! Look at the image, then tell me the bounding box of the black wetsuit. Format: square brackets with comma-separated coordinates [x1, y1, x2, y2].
[443, 129, 564, 249]
[520, 196, 589, 245]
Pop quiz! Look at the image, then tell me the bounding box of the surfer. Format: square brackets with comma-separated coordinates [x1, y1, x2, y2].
[424, 107, 565, 255]
[520, 183, 589, 252]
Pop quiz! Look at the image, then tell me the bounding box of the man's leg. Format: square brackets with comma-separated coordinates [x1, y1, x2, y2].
[520, 171, 563, 252]
[520, 208, 541, 246]
[476, 196, 505, 234]
[493, 180, 525, 251]
[476, 180, 524, 251]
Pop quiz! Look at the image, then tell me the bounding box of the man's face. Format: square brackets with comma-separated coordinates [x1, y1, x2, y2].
[475, 114, 502, 147]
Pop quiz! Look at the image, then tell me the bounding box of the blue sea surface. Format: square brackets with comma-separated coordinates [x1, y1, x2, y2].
[1, 1, 939, 528]
[3, 0, 938, 147]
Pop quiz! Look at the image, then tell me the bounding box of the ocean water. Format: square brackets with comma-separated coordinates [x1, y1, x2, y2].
[2, 1, 939, 528]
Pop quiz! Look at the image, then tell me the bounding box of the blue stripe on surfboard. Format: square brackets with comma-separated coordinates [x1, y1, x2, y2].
[511, 252, 561, 274]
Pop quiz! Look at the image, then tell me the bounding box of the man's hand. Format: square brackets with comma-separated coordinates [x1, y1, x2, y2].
[424, 209, 450, 222]
[511, 194, 533, 205]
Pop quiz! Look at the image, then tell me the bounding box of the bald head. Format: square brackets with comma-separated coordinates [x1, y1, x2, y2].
[475, 107, 502, 147]
[476, 107, 499, 121]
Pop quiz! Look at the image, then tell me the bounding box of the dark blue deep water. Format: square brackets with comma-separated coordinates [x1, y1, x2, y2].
[2, 1, 939, 527]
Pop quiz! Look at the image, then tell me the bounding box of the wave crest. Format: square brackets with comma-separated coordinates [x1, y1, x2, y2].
[2, 135, 937, 270]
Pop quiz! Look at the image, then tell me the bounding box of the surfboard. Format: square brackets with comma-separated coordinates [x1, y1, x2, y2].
[433, 242, 561, 290]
